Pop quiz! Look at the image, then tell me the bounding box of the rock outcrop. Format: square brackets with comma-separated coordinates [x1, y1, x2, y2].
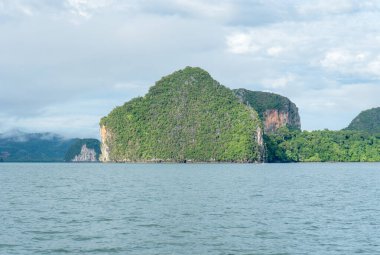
[72, 144, 97, 162]
[100, 125, 111, 162]
[100, 67, 265, 163]
[234, 89, 301, 133]
[64, 138, 101, 162]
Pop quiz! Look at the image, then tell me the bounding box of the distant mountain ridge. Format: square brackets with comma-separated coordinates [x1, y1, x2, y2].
[0, 130, 100, 162]
[0, 130, 75, 162]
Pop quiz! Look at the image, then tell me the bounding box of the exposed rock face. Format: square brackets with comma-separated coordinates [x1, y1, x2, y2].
[256, 126, 265, 161]
[64, 138, 101, 162]
[100, 125, 111, 162]
[72, 144, 97, 162]
[264, 109, 292, 133]
[234, 89, 301, 133]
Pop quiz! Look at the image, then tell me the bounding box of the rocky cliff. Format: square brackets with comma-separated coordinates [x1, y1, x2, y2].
[234, 89, 301, 133]
[100, 67, 265, 163]
[64, 138, 101, 162]
[345, 107, 380, 134]
[100, 125, 111, 162]
[72, 144, 97, 162]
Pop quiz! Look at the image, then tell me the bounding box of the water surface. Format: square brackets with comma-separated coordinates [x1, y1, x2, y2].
[1, 163, 380, 254]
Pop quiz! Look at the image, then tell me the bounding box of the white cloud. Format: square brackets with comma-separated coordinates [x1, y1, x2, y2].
[320, 49, 368, 68]
[65, 0, 113, 18]
[320, 49, 380, 77]
[367, 56, 380, 76]
[294, 83, 380, 130]
[226, 32, 259, 54]
[170, 0, 234, 20]
[0, 0, 380, 136]
[267, 46, 283, 57]
[261, 74, 296, 89]
[296, 0, 354, 15]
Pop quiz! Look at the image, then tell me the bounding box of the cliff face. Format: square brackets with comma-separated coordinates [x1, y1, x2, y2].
[64, 138, 101, 162]
[345, 107, 380, 134]
[100, 67, 265, 163]
[234, 89, 301, 133]
[264, 109, 293, 133]
[100, 125, 111, 162]
[72, 144, 97, 162]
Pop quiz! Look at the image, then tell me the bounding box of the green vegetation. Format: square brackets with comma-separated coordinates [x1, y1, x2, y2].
[64, 138, 101, 161]
[345, 107, 380, 134]
[99, 67, 379, 163]
[234, 89, 300, 131]
[266, 128, 380, 162]
[100, 67, 264, 162]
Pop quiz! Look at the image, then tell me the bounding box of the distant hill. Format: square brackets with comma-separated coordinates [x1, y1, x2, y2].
[64, 139, 101, 162]
[234, 89, 301, 133]
[100, 67, 265, 162]
[0, 130, 75, 162]
[345, 107, 380, 134]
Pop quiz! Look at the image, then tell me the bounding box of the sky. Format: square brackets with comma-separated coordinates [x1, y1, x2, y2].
[1, 0, 380, 138]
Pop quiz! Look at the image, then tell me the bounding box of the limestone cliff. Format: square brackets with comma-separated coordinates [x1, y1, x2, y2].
[263, 109, 295, 133]
[234, 89, 301, 133]
[100, 125, 111, 162]
[72, 144, 97, 162]
[64, 138, 101, 162]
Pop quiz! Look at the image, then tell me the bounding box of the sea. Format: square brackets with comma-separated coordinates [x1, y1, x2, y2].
[0, 163, 380, 255]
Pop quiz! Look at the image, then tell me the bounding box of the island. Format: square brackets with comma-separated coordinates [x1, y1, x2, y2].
[99, 67, 380, 163]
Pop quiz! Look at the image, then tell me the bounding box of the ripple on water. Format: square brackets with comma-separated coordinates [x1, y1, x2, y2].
[1, 163, 380, 255]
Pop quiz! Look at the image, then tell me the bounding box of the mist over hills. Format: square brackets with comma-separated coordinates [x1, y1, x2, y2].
[0, 130, 100, 162]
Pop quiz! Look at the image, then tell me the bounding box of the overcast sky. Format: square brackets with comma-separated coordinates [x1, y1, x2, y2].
[1, 0, 380, 138]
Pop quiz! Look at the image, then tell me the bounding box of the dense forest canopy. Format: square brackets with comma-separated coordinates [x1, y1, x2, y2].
[100, 67, 264, 162]
[265, 128, 380, 162]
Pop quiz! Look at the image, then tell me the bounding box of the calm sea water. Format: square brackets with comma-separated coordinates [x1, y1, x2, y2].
[1, 163, 380, 255]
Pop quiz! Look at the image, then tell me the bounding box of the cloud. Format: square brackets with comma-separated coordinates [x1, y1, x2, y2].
[0, 0, 380, 136]
[226, 32, 258, 54]
[295, 83, 380, 130]
[267, 46, 284, 57]
[296, 0, 354, 16]
[320, 49, 380, 77]
[261, 74, 296, 89]
[65, 0, 116, 18]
